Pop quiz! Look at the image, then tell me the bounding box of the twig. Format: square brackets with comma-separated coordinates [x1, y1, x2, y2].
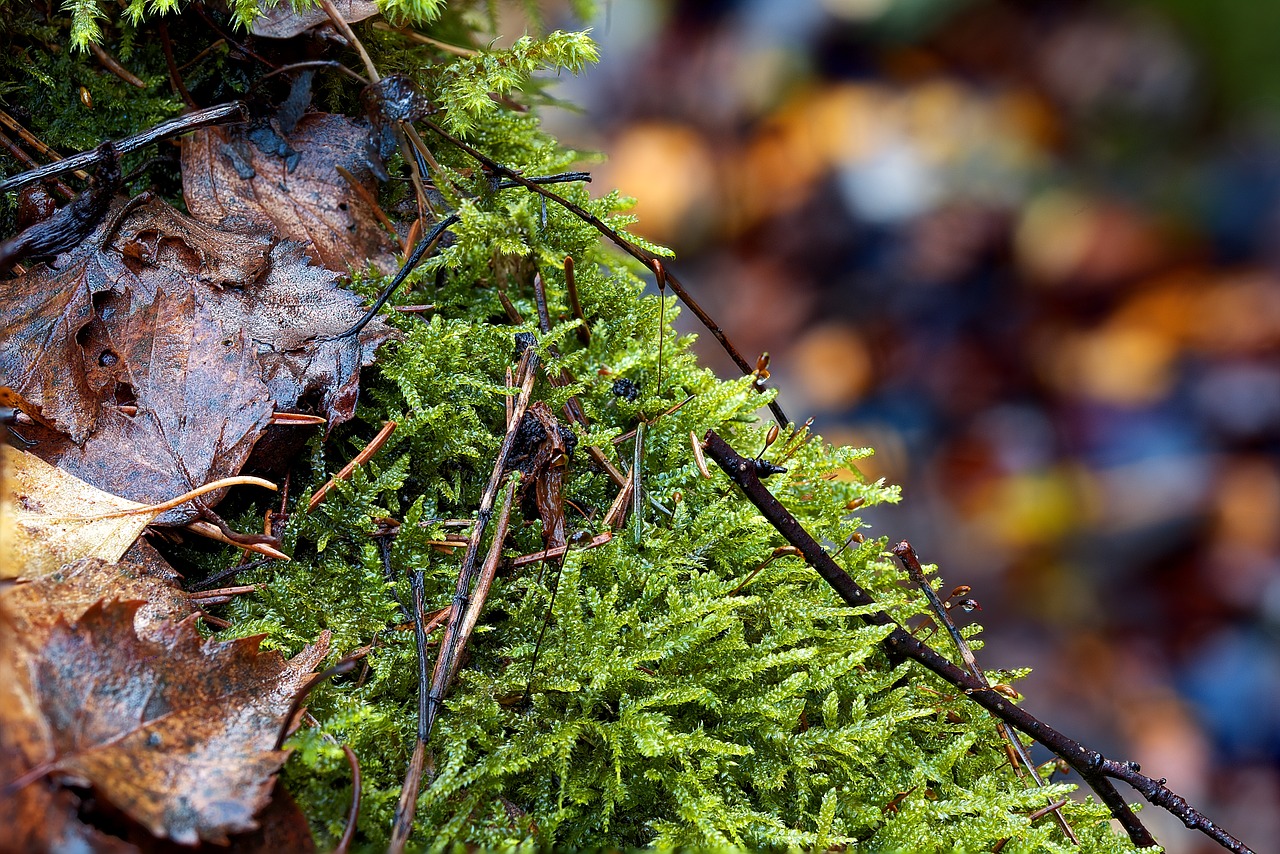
[183, 521, 290, 561]
[422, 346, 539, 739]
[336, 163, 402, 251]
[272, 651, 368, 750]
[0, 109, 89, 180]
[191, 558, 276, 591]
[331, 213, 459, 341]
[317, 0, 380, 83]
[511, 531, 612, 567]
[307, 420, 398, 511]
[158, 21, 197, 108]
[701, 430, 1252, 853]
[0, 101, 247, 193]
[371, 22, 478, 56]
[898, 544, 1077, 844]
[334, 745, 362, 854]
[422, 118, 789, 428]
[88, 42, 147, 88]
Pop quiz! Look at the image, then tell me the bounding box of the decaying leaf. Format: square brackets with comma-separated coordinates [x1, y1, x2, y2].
[35, 286, 274, 524]
[15, 600, 330, 845]
[182, 113, 398, 275]
[1, 554, 193, 649]
[0, 208, 125, 443]
[201, 240, 393, 426]
[0, 603, 136, 853]
[4, 445, 275, 578]
[251, 0, 379, 39]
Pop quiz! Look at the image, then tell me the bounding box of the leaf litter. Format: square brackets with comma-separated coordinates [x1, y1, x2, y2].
[0, 53, 401, 848]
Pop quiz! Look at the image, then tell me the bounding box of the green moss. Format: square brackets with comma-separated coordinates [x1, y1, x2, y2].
[0, 4, 1145, 852]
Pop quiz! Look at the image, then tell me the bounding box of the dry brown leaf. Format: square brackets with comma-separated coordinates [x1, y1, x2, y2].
[34, 286, 274, 524]
[0, 601, 138, 853]
[182, 113, 398, 274]
[12, 600, 330, 845]
[4, 445, 275, 578]
[200, 239, 393, 426]
[0, 208, 125, 443]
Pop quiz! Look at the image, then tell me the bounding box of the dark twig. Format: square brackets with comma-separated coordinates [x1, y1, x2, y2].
[191, 558, 276, 591]
[388, 564, 432, 854]
[421, 346, 539, 741]
[158, 21, 197, 108]
[334, 745, 362, 854]
[0, 101, 246, 193]
[702, 430, 1252, 853]
[272, 651, 368, 750]
[330, 213, 459, 341]
[422, 118, 789, 427]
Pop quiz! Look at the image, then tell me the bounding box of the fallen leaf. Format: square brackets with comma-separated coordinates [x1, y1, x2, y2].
[251, 0, 379, 39]
[15, 600, 330, 845]
[5, 445, 163, 578]
[199, 239, 393, 426]
[0, 603, 137, 853]
[1, 554, 193, 648]
[35, 286, 274, 524]
[4, 445, 275, 578]
[182, 113, 398, 274]
[0, 207, 126, 443]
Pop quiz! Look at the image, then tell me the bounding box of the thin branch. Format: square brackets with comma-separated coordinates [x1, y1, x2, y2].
[0, 102, 247, 193]
[701, 430, 1252, 853]
[88, 42, 146, 89]
[422, 118, 789, 427]
[334, 745, 362, 854]
[308, 420, 398, 511]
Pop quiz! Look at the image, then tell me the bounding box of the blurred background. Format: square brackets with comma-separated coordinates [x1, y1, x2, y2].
[538, 0, 1280, 849]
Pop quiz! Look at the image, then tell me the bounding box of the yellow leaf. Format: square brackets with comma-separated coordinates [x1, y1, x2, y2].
[1, 446, 275, 579]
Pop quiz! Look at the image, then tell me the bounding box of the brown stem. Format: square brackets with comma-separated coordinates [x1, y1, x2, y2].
[702, 430, 1253, 853]
[308, 420, 398, 511]
[88, 42, 147, 88]
[334, 745, 362, 854]
[564, 255, 590, 346]
[157, 21, 197, 108]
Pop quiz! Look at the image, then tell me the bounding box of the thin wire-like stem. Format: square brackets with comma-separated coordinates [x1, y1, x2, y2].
[421, 118, 789, 427]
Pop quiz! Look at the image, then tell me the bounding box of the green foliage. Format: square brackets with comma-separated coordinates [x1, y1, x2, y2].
[2, 4, 1145, 852]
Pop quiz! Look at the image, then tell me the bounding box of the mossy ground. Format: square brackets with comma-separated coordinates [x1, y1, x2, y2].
[0, 3, 1144, 851]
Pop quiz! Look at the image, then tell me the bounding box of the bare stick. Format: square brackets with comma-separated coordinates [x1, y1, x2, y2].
[0, 102, 247, 193]
[88, 42, 146, 89]
[564, 255, 590, 346]
[701, 430, 1252, 853]
[425, 346, 539, 738]
[317, 0, 380, 83]
[422, 118, 789, 427]
[334, 745, 362, 854]
[0, 110, 89, 180]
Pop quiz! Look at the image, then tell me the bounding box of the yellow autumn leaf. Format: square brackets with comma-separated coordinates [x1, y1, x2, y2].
[1, 445, 274, 579]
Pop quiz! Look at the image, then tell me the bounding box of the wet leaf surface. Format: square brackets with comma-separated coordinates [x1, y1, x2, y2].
[250, 0, 379, 39]
[182, 112, 398, 275]
[18, 600, 330, 845]
[33, 286, 274, 525]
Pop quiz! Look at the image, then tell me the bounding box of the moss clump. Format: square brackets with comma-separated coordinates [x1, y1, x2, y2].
[1, 3, 1142, 851]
